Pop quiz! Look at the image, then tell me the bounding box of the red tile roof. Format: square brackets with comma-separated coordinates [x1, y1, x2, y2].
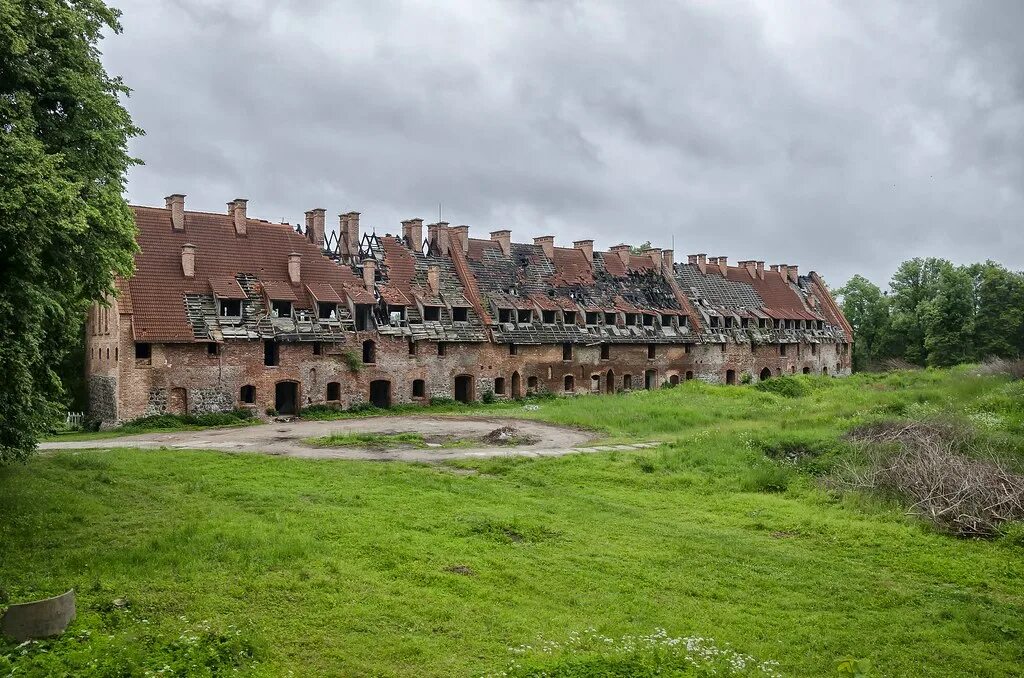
[127, 205, 364, 342]
[209, 277, 247, 299]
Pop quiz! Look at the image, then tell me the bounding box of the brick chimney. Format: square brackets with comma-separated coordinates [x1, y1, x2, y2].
[451, 225, 469, 253]
[642, 247, 662, 270]
[307, 208, 326, 248]
[787, 264, 799, 283]
[402, 219, 424, 253]
[362, 258, 375, 291]
[428, 222, 450, 255]
[573, 239, 593, 262]
[231, 198, 247, 236]
[756, 261, 765, 279]
[774, 264, 788, 280]
[740, 260, 757, 278]
[165, 194, 185, 231]
[427, 264, 440, 295]
[346, 212, 360, 256]
[610, 244, 632, 266]
[337, 214, 352, 257]
[490, 229, 511, 256]
[715, 256, 728, 276]
[181, 244, 196, 278]
[534, 235, 554, 260]
[661, 248, 674, 272]
[288, 252, 301, 284]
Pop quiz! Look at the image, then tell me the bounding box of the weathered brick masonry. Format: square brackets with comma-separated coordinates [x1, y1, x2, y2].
[84, 196, 853, 424]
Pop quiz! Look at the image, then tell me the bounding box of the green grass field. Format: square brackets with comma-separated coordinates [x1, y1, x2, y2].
[3, 370, 1023, 676]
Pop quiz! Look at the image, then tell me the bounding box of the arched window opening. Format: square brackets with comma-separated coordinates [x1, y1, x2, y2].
[563, 375, 575, 392]
[240, 385, 256, 404]
[759, 367, 772, 381]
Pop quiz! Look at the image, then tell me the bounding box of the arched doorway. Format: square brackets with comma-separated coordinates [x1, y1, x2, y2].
[645, 369, 657, 390]
[454, 374, 474, 403]
[803, 367, 811, 374]
[606, 369, 615, 394]
[275, 381, 298, 415]
[759, 367, 772, 381]
[726, 369, 737, 385]
[822, 366, 829, 375]
[369, 380, 391, 408]
[511, 371, 522, 399]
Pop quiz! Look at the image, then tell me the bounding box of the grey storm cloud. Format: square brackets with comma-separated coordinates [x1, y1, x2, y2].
[102, 0, 1024, 287]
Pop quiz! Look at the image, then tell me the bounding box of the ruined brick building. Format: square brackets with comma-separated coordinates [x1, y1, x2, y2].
[85, 195, 853, 424]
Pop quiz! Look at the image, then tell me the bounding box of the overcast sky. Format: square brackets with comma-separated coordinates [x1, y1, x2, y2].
[102, 0, 1024, 288]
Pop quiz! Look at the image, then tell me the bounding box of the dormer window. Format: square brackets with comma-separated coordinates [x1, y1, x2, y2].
[604, 312, 616, 325]
[661, 314, 674, 327]
[388, 305, 406, 324]
[317, 302, 337, 320]
[585, 312, 599, 325]
[453, 306, 468, 322]
[740, 317, 749, 328]
[625, 313, 637, 326]
[271, 300, 292, 318]
[517, 309, 532, 324]
[724, 317, 734, 329]
[542, 310, 556, 324]
[759, 318, 769, 328]
[220, 299, 242, 317]
[642, 314, 654, 327]
[679, 315, 689, 328]
[563, 311, 577, 325]
[423, 306, 441, 322]
[498, 308, 514, 323]
[710, 316, 720, 328]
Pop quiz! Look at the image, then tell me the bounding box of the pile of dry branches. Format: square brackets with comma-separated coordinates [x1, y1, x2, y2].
[843, 421, 1024, 537]
[972, 357, 1024, 380]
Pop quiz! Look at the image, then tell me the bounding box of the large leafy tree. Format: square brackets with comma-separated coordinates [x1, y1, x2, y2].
[0, 0, 140, 463]
[836, 274, 892, 371]
[921, 265, 975, 367]
[887, 257, 953, 365]
[968, 261, 1024, 360]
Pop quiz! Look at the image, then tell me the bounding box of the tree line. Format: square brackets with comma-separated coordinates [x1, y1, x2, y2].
[837, 259, 1024, 371]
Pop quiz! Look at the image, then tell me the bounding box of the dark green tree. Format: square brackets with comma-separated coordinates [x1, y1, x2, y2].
[888, 257, 953, 365]
[836, 274, 892, 371]
[967, 261, 1024, 360]
[0, 0, 141, 463]
[921, 266, 975, 367]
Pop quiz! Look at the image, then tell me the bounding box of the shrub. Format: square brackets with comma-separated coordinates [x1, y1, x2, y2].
[481, 389, 496, 404]
[265, 407, 278, 417]
[755, 376, 811, 398]
[342, 350, 362, 372]
[973, 357, 1024, 380]
[740, 464, 792, 493]
[429, 396, 458, 407]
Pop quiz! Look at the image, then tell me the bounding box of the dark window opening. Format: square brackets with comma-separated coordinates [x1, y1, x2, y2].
[423, 305, 441, 322]
[135, 342, 151, 360]
[453, 306, 468, 322]
[362, 340, 376, 364]
[710, 316, 720, 328]
[647, 343, 656, 359]
[585, 311, 599, 325]
[563, 375, 575, 392]
[207, 342, 219, 356]
[264, 340, 279, 366]
[779, 343, 788, 356]
[803, 366, 811, 374]
[355, 304, 373, 330]
[562, 343, 573, 360]
[527, 376, 538, 393]
[271, 300, 292, 318]
[625, 313, 637, 326]
[220, 299, 242, 317]
[645, 369, 657, 390]
[759, 318, 769, 328]
[412, 379, 426, 398]
[369, 380, 392, 408]
[623, 374, 632, 390]
[760, 367, 772, 381]
[313, 342, 322, 356]
[563, 311, 576, 324]
[669, 374, 680, 386]
[811, 343, 818, 355]
[509, 343, 518, 356]
[684, 344, 692, 354]
[318, 302, 337, 320]
[542, 310, 556, 324]
[517, 309, 532, 324]
[454, 374, 473, 403]
[499, 308, 514, 323]
[685, 370, 694, 380]
[680, 315, 689, 327]
[240, 384, 255, 404]
[600, 344, 610, 360]
[720, 343, 726, 353]
[388, 305, 406, 323]
[724, 317, 734, 328]
[726, 369, 737, 385]
[408, 339, 417, 356]
[275, 381, 298, 415]
[604, 312, 617, 325]
[326, 382, 341, 401]
[494, 377, 506, 395]
[661, 314, 674, 327]
[642, 314, 654, 327]
[437, 342, 446, 356]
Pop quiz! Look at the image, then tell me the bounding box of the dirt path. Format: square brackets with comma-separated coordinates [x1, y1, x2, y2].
[38, 415, 619, 462]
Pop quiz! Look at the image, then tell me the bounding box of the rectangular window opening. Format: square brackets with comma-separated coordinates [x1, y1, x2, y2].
[135, 342, 151, 361]
[271, 300, 292, 318]
[264, 340, 279, 366]
[453, 306, 468, 322]
[220, 299, 242, 317]
[562, 343, 573, 361]
[423, 306, 441, 322]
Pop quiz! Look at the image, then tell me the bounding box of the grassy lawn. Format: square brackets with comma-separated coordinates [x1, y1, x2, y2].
[304, 431, 474, 449]
[3, 370, 1024, 676]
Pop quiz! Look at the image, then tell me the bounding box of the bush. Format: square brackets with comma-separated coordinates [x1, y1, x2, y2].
[429, 396, 458, 407]
[265, 408, 278, 417]
[740, 464, 792, 493]
[342, 351, 361, 372]
[481, 390, 496, 404]
[755, 376, 811, 398]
